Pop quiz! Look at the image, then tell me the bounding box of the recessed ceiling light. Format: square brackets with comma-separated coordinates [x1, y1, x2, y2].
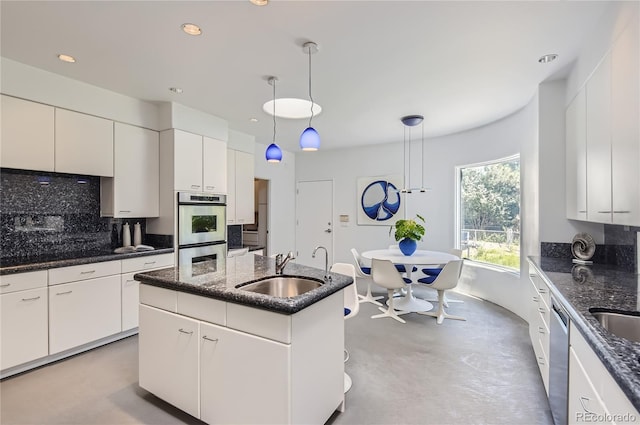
[250, 0, 268, 5]
[250, 118, 259, 122]
[538, 54, 558, 64]
[181, 23, 202, 36]
[169, 87, 183, 94]
[263, 98, 322, 119]
[57, 54, 76, 63]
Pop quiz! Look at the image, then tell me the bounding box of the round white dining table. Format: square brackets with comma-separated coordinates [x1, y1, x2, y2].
[361, 248, 460, 312]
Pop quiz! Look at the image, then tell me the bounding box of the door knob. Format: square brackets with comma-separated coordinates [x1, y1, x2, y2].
[325, 228, 332, 233]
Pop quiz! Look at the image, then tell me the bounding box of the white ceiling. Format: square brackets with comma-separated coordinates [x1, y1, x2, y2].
[1, 1, 611, 152]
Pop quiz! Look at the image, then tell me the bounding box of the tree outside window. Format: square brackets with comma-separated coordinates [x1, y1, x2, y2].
[459, 156, 520, 270]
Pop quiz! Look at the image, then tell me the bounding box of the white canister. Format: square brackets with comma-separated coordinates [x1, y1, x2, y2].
[122, 222, 132, 247]
[133, 222, 142, 246]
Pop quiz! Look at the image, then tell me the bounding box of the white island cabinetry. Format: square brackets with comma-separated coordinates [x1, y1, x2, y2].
[138, 284, 343, 425]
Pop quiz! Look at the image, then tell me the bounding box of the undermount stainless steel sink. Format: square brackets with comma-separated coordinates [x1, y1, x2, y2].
[590, 310, 640, 344]
[237, 276, 323, 298]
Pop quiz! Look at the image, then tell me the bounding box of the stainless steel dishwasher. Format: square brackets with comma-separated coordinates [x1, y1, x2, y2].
[549, 294, 570, 425]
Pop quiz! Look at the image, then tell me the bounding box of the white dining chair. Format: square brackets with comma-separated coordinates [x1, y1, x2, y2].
[330, 262, 359, 393]
[418, 260, 465, 324]
[417, 248, 464, 307]
[350, 248, 383, 306]
[370, 258, 410, 324]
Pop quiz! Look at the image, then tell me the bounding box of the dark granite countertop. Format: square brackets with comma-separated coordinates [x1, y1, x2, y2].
[528, 256, 640, 411]
[0, 247, 175, 275]
[134, 254, 352, 315]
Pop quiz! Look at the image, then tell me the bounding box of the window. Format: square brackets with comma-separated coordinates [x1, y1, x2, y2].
[457, 155, 520, 271]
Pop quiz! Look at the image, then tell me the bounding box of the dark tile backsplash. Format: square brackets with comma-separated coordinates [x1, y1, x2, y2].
[542, 224, 639, 272]
[1, 168, 148, 265]
[227, 224, 242, 249]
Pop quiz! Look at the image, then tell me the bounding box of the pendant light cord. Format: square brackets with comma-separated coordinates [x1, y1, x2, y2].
[421, 121, 425, 189]
[272, 78, 277, 144]
[308, 45, 314, 128]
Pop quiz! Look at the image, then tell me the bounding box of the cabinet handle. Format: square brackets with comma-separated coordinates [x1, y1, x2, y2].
[80, 270, 96, 275]
[21, 296, 41, 302]
[202, 336, 218, 342]
[579, 396, 596, 414]
[206, 186, 215, 190]
[178, 328, 193, 335]
[532, 296, 539, 302]
[538, 307, 546, 313]
[538, 326, 545, 334]
[56, 291, 73, 296]
[537, 356, 545, 365]
[191, 185, 201, 189]
[125, 279, 136, 284]
[144, 261, 156, 266]
[613, 210, 631, 214]
[538, 287, 547, 294]
[0, 283, 10, 288]
[597, 211, 612, 213]
[578, 210, 587, 213]
[119, 210, 131, 214]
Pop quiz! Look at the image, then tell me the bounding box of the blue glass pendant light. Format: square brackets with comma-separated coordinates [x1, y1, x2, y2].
[299, 41, 320, 151]
[265, 77, 283, 162]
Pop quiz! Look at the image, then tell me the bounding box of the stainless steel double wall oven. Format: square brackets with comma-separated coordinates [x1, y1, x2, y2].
[177, 192, 226, 270]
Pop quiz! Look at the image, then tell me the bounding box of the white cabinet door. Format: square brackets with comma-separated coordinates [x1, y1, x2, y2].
[121, 272, 139, 331]
[173, 129, 203, 192]
[1, 95, 54, 171]
[235, 150, 255, 225]
[611, 17, 640, 226]
[226, 149, 237, 224]
[568, 347, 610, 425]
[55, 108, 114, 177]
[565, 89, 587, 221]
[203, 136, 227, 193]
[109, 122, 159, 218]
[1, 287, 48, 370]
[200, 321, 290, 425]
[586, 54, 613, 224]
[49, 275, 121, 354]
[139, 305, 199, 419]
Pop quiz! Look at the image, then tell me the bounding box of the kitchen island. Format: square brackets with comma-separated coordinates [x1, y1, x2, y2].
[134, 254, 353, 425]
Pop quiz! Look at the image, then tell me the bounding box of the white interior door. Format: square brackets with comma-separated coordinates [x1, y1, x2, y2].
[296, 180, 333, 269]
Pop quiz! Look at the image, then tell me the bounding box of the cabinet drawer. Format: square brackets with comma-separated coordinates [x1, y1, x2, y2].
[122, 253, 173, 273]
[529, 272, 551, 307]
[227, 303, 291, 344]
[0, 270, 47, 294]
[49, 260, 121, 286]
[177, 292, 226, 325]
[140, 284, 177, 312]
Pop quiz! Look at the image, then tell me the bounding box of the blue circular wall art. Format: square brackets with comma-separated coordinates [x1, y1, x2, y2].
[361, 180, 401, 221]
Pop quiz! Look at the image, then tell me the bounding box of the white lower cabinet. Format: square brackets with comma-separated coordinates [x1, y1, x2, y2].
[139, 284, 344, 424]
[200, 321, 290, 425]
[49, 275, 121, 354]
[121, 273, 140, 331]
[139, 305, 200, 418]
[0, 287, 49, 370]
[569, 322, 639, 425]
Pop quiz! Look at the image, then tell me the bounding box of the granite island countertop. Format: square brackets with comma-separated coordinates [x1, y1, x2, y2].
[0, 247, 175, 275]
[528, 256, 640, 411]
[134, 254, 353, 315]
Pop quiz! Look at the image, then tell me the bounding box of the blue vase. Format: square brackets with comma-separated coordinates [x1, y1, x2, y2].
[399, 238, 417, 256]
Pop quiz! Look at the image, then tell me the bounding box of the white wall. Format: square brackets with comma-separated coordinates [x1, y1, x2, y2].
[1, 58, 160, 130]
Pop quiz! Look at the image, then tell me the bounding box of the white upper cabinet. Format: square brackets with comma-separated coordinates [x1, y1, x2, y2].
[611, 16, 640, 225]
[55, 108, 114, 177]
[172, 129, 227, 194]
[565, 89, 587, 221]
[586, 53, 612, 224]
[203, 136, 227, 193]
[226, 149, 254, 225]
[1, 95, 55, 172]
[101, 122, 159, 218]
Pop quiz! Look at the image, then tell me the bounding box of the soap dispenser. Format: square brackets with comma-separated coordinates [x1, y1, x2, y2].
[133, 222, 142, 246]
[122, 222, 131, 247]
